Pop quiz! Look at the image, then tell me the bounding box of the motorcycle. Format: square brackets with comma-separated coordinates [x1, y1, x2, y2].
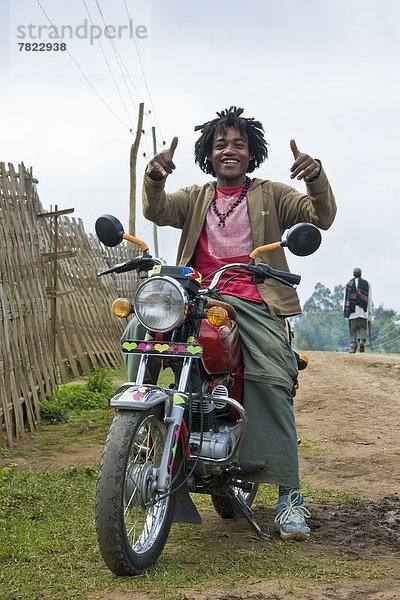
[94, 215, 321, 575]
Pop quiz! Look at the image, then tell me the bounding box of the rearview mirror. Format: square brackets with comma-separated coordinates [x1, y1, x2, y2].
[282, 223, 322, 256]
[95, 214, 125, 247]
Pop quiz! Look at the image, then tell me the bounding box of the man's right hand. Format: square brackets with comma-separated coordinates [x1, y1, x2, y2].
[146, 137, 178, 180]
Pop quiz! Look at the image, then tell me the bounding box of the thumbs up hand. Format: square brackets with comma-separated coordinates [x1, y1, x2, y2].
[290, 139, 321, 182]
[147, 137, 178, 180]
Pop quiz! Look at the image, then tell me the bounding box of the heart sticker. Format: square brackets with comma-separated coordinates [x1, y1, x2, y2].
[122, 342, 137, 351]
[187, 345, 202, 355]
[154, 343, 170, 352]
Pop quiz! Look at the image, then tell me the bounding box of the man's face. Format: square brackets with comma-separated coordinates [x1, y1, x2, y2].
[207, 126, 253, 185]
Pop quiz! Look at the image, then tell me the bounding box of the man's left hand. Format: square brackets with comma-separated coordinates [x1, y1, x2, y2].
[290, 139, 321, 182]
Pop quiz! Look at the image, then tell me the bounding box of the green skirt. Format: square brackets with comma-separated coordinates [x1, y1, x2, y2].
[220, 295, 300, 488]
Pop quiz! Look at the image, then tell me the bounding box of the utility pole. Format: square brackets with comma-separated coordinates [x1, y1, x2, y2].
[151, 125, 159, 257]
[129, 102, 144, 236]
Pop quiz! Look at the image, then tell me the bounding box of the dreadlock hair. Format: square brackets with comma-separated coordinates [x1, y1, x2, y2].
[194, 106, 269, 176]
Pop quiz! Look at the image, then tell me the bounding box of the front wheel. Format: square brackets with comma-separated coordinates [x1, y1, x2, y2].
[211, 482, 259, 519]
[95, 407, 176, 575]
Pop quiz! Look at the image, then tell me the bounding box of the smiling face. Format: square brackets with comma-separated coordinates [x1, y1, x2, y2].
[207, 126, 254, 186]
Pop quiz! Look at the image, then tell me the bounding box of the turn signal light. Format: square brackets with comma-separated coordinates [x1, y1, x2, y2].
[295, 352, 309, 371]
[112, 298, 133, 318]
[207, 305, 229, 327]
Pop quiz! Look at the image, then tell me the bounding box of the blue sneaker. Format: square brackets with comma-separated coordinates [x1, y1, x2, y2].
[274, 490, 311, 540]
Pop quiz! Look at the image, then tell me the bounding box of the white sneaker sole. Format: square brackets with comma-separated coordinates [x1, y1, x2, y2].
[275, 523, 310, 541]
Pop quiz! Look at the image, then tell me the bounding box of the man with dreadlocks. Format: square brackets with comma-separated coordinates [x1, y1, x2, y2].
[123, 106, 336, 540]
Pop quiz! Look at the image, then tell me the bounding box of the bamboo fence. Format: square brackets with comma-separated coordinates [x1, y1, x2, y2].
[0, 162, 138, 448]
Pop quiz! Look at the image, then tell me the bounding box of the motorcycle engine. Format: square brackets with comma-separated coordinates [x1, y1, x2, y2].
[189, 427, 235, 460]
[188, 388, 241, 461]
[189, 397, 216, 432]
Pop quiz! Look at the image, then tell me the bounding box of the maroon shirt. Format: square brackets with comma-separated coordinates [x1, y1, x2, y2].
[192, 180, 262, 302]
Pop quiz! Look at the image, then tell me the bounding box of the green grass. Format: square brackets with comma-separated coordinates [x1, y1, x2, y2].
[2, 367, 173, 463]
[0, 465, 388, 600]
[298, 438, 326, 454]
[2, 410, 112, 461]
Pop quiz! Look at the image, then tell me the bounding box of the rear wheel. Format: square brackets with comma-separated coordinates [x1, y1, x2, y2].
[95, 407, 176, 575]
[211, 483, 259, 519]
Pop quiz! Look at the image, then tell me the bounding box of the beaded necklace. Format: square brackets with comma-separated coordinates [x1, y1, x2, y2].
[211, 177, 251, 228]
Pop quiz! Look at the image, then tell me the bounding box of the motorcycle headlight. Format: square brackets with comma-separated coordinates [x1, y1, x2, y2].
[133, 276, 189, 332]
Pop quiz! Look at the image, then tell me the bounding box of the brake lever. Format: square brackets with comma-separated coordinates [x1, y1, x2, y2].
[98, 255, 156, 276]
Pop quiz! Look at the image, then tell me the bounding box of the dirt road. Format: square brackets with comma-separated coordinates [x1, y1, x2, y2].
[296, 351, 400, 499]
[288, 350, 400, 600]
[183, 351, 400, 600]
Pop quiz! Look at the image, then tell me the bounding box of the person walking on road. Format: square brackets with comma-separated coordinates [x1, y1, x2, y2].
[344, 268, 372, 353]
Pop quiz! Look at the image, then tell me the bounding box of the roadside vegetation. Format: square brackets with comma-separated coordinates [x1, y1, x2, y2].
[39, 367, 118, 425]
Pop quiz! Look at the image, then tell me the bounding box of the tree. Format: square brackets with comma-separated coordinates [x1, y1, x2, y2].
[303, 282, 334, 313]
[370, 304, 400, 353]
[332, 284, 345, 307]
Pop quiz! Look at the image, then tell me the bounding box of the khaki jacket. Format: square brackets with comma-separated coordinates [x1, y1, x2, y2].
[142, 166, 336, 316]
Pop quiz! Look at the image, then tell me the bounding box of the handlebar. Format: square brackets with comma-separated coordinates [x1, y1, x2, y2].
[122, 232, 149, 252]
[98, 254, 162, 276]
[201, 262, 301, 293]
[98, 249, 300, 289]
[248, 263, 301, 287]
[99, 254, 300, 290]
[96, 217, 316, 288]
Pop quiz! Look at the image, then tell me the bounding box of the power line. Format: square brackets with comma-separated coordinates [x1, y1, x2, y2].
[94, 0, 140, 117]
[82, 0, 135, 124]
[113, 45, 151, 158]
[371, 325, 394, 341]
[122, 0, 164, 142]
[384, 335, 400, 354]
[371, 327, 400, 345]
[35, 0, 131, 130]
[112, 43, 151, 157]
[93, 0, 148, 155]
[375, 331, 400, 349]
[112, 42, 143, 103]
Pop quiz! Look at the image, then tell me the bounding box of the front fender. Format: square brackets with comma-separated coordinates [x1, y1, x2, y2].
[110, 384, 169, 410]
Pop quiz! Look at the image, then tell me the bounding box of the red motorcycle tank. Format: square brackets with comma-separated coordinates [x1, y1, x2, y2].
[198, 319, 242, 375]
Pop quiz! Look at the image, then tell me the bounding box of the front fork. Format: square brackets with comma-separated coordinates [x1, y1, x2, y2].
[156, 387, 188, 494]
[135, 354, 193, 495]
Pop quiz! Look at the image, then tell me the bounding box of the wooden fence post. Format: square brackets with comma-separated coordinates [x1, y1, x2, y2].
[37, 206, 75, 372]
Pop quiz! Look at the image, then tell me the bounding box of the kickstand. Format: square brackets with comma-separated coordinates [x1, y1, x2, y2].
[226, 487, 268, 539]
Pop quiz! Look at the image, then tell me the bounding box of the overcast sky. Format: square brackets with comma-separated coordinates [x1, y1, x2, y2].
[1, 0, 399, 312]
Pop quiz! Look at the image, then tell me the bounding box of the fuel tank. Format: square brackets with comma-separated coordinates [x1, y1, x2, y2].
[198, 319, 242, 375]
